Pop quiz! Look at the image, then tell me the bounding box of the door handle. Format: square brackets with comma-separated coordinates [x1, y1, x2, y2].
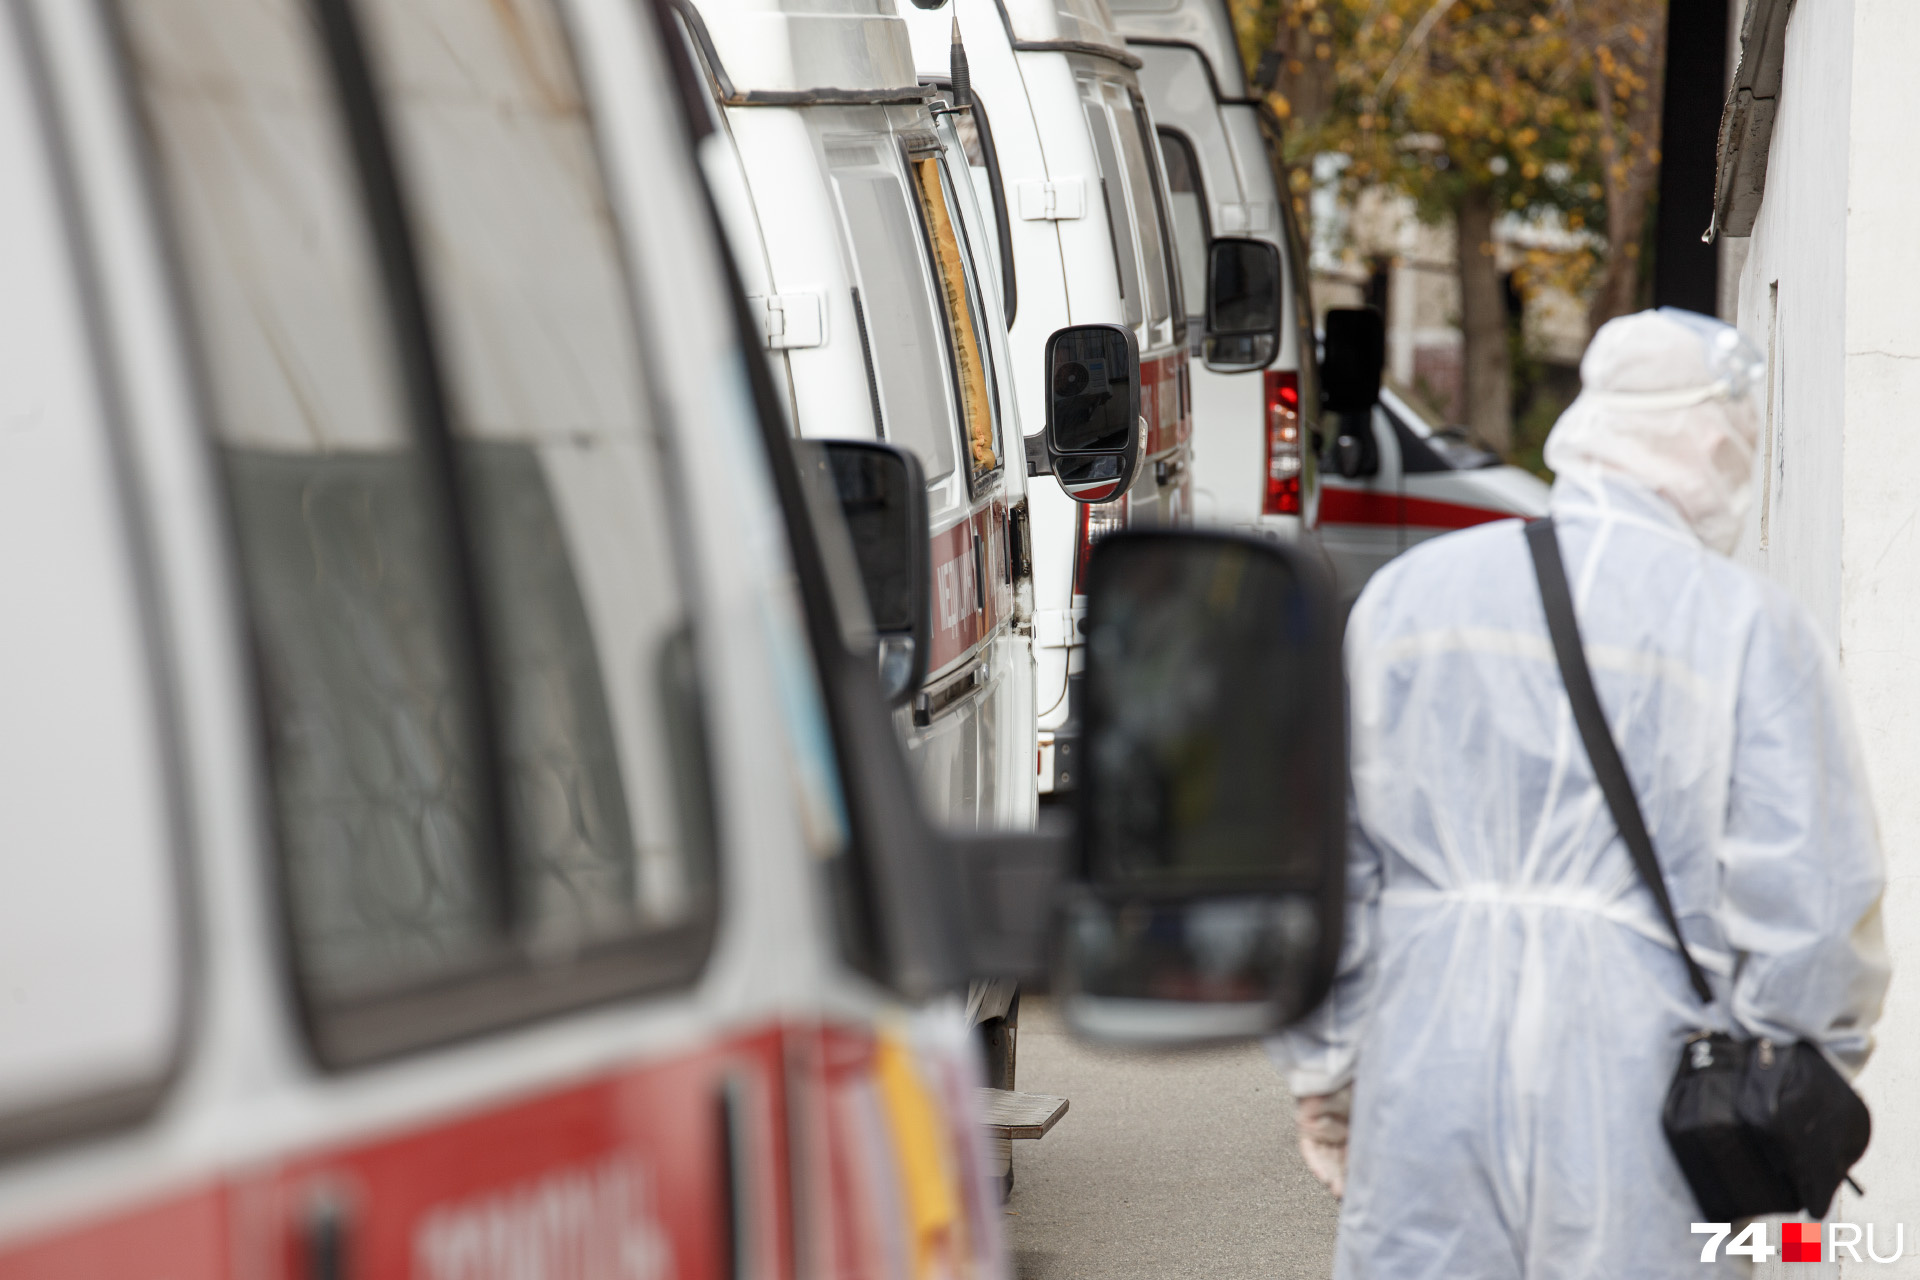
[303, 1186, 352, 1280]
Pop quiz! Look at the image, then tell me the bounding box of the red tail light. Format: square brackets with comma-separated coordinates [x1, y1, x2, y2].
[1073, 494, 1128, 593]
[1263, 369, 1302, 516]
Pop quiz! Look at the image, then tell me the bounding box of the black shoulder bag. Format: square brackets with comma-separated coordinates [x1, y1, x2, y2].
[1526, 517, 1870, 1223]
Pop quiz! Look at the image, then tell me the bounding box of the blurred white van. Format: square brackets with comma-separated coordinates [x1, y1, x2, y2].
[1108, 0, 1323, 542]
[0, 0, 1017, 1269]
[1318, 384, 1552, 599]
[0, 0, 1352, 1270]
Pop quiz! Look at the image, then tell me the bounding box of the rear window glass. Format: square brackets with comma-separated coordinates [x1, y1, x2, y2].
[826, 140, 961, 486]
[124, 0, 718, 1057]
[1081, 79, 1177, 346]
[911, 155, 999, 484]
[1081, 89, 1142, 329]
[1114, 89, 1177, 345]
[1159, 129, 1210, 319]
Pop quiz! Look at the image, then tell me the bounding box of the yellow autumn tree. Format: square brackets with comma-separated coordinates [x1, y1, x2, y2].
[1234, 0, 1664, 452]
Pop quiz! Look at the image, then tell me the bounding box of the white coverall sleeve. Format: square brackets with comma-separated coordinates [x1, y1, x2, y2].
[1266, 596, 1386, 1097]
[1719, 617, 1889, 1074]
[1265, 809, 1383, 1096]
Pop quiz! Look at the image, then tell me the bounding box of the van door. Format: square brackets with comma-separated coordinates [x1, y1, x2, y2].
[1316, 407, 1404, 600]
[822, 128, 1024, 831]
[1076, 73, 1190, 529]
[1383, 393, 1543, 546]
[0, 2, 188, 1156]
[90, 0, 748, 1266]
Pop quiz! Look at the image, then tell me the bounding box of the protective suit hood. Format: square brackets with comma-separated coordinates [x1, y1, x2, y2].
[1543, 308, 1764, 553]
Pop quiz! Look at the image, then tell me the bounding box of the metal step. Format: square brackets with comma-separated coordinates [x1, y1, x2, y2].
[976, 1087, 1069, 1140]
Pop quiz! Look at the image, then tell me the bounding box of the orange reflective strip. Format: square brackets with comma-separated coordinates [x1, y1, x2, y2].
[912, 157, 997, 477]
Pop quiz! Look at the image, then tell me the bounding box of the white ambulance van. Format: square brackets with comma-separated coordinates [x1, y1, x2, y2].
[0, 0, 1355, 1271]
[670, 0, 1038, 1144]
[1318, 382, 1552, 601]
[896, 0, 1197, 797]
[1106, 0, 1322, 540]
[672, 0, 1037, 836]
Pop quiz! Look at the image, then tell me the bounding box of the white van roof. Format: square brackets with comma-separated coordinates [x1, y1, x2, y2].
[1105, 0, 1248, 98]
[678, 0, 927, 101]
[998, 0, 1140, 66]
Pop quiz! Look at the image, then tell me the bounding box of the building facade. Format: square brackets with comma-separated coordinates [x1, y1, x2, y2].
[1727, 1, 1920, 1272]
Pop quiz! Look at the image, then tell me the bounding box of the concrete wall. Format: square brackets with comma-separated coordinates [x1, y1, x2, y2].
[1737, 0, 1920, 1272]
[1731, 0, 1850, 635]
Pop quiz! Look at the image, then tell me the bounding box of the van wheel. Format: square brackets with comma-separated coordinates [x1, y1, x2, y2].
[978, 994, 1019, 1201]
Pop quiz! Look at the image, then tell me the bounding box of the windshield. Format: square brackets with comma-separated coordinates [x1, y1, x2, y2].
[1386, 387, 1501, 469]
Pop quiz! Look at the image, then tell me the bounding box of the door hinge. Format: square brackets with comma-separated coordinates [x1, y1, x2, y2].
[745, 292, 824, 349]
[1015, 179, 1086, 221]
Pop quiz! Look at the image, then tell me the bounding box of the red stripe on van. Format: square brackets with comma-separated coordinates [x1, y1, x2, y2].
[0, 1186, 225, 1280]
[1140, 352, 1189, 457]
[926, 500, 1010, 673]
[0, 1027, 802, 1280]
[1318, 487, 1515, 530]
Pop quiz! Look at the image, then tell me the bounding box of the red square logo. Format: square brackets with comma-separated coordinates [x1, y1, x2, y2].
[1783, 1222, 1822, 1262]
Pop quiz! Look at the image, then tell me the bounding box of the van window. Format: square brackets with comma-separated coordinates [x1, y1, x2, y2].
[1158, 129, 1211, 321]
[360, 0, 713, 953]
[0, 13, 183, 1145]
[825, 139, 961, 486]
[1081, 81, 1178, 347]
[1081, 90, 1143, 328]
[949, 93, 1017, 326]
[910, 155, 999, 483]
[1115, 89, 1179, 347]
[123, 0, 716, 1059]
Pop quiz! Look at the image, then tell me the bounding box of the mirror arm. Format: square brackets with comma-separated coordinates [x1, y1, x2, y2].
[948, 828, 1071, 981]
[1023, 431, 1052, 477]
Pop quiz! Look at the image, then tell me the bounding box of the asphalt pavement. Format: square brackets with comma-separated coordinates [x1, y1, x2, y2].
[1004, 997, 1341, 1280]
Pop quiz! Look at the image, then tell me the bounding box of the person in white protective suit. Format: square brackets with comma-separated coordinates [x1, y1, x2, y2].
[1268, 308, 1888, 1278]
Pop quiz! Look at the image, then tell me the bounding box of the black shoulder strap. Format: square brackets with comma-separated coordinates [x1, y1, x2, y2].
[1526, 517, 1714, 1005]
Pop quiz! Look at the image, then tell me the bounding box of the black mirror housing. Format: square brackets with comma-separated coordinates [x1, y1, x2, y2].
[1204, 237, 1282, 373]
[1320, 307, 1385, 412]
[1041, 323, 1144, 504]
[818, 440, 931, 703]
[1329, 411, 1379, 480]
[1060, 530, 1346, 1042]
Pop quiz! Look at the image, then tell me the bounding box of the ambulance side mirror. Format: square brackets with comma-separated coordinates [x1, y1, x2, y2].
[818, 440, 931, 704]
[1203, 237, 1281, 372]
[1059, 531, 1346, 1042]
[951, 530, 1347, 1042]
[1039, 323, 1144, 504]
[1320, 306, 1384, 412]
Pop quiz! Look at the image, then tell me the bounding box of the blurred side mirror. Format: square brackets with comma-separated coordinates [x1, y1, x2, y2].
[1040, 323, 1143, 504]
[1320, 307, 1384, 412]
[1203, 237, 1281, 373]
[819, 440, 930, 703]
[1060, 531, 1346, 1042]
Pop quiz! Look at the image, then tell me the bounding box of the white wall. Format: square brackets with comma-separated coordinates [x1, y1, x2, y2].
[1737, 1, 1920, 1273]
[1732, 0, 1851, 635]
[1833, 2, 1920, 1266]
